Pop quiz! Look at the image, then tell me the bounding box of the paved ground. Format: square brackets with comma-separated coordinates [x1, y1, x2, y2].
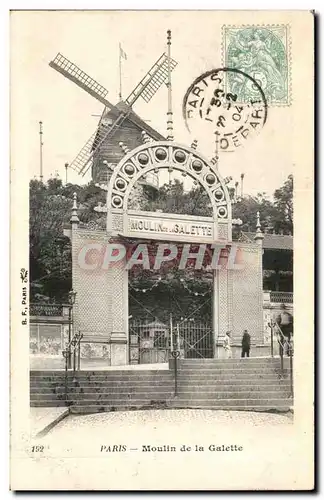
[24, 408, 299, 491]
[30, 407, 69, 437]
[43, 409, 293, 442]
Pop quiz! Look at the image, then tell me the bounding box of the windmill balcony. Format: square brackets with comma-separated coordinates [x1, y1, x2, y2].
[139, 171, 159, 189]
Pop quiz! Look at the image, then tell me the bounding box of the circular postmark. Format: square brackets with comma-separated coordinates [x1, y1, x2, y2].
[182, 68, 268, 153]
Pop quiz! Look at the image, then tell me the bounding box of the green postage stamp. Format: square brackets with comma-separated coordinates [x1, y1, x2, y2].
[222, 25, 291, 105]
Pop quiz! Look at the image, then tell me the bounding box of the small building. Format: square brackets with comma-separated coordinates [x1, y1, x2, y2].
[246, 231, 293, 349]
[244, 231, 293, 293]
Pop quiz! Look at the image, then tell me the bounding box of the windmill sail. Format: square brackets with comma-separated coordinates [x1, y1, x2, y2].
[49, 53, 117, 111]
[62, 51, 178, 177]
[125, 53, 177, 106]
[70, 111, 131, 176]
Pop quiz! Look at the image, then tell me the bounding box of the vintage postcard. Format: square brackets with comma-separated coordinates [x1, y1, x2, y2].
[10, 10, 314, 490]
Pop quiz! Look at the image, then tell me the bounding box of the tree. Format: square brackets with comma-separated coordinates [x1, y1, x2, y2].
[232, 193, 277, 234]
[29, 179, 73, 301]
[273, 174, 293, 234]
[29, 178, 107, 301]
[142, 179, 212, 217]
[232, 176, 293, 235]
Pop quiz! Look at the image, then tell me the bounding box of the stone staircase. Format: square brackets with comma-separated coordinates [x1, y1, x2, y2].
[30, 370, 174, 413]
[30, 358, 293, 414]
[169, 358, 293, 411]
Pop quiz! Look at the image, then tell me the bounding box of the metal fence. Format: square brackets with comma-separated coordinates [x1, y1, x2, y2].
[269, 292, 293, 304]
[30, 303, 64, 317]
[129, 319, 213, 363]
[129, 319, 170, 364]
[177, 321, 214, 359]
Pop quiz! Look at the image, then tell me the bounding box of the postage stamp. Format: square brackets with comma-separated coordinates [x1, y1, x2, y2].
[222, 25, 291, 106]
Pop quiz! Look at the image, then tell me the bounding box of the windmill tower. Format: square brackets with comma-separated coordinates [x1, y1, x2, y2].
[49, 50, 177, 185]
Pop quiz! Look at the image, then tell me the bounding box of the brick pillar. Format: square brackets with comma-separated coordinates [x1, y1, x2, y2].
[109, 260, 128, 365]
[212, 269, 219, 357]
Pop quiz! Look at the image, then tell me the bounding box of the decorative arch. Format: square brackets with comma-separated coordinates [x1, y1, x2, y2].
[106, 141, 232, 242]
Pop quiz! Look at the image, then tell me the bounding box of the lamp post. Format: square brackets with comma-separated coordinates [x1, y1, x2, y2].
[68, 289, 77, 369]
[240, 173, 245, 198]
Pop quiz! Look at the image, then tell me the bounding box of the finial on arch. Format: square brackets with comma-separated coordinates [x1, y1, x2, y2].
[70, 192, 80, 225]
[141, 131, 151, 144]
[256, 211, 261, 230]
[210, 157, 219, 169]
[119, 142, 130, 155]
[191, 140, 198, 150]
[254, 210, 264, 245]
[103, 160, 114, 173]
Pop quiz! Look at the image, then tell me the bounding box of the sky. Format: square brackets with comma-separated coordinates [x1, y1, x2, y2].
[11, 10, 295, 197]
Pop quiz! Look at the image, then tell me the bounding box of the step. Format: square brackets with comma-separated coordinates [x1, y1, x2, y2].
[30, 377, 291, 389]
[30, 392, 172, 399]
[30, 401, 68, 407]
[179, 361, 281, 367]
[30, 391, 173, 401]
[31, 396, 292, 407]
[30, 385, 174, 394]
[65, 399, 168, 407]
[30, 375, 174, 383]
[168, 404, 292, 412]
[30, 370, 171, 377]
[30, 383, 290, 394]
[168, 398, 292, 408]
[30, 371, 173, 377]
[179, 358, 281, 363]
[30, 374, 291, 383]
[30, 389, 290, 400]
[68, 405, 292, 414]
[178, 367, 289, 373]
[30, 399, 154, 408]
[176, 381, 290, 387]
[30, 395, 65, 402]
[30, 397, 292, 409]
[176, 385, 290, 393]
[30, 378, 174, 386]
[30, 371, 290, 381]
[174, 391, 290, 399]
[177, 374, 290, 381]
[69, 404, 169, 414]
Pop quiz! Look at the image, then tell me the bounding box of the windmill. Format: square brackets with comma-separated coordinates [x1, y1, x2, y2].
[49, 49, 177, 179]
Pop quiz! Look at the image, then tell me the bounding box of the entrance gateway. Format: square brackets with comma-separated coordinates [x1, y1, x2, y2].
[66, 139, 264, 365]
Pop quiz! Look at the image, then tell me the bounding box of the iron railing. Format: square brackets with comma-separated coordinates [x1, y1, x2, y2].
[270, 320, 293, 397]
[62, 330, 83, 404]
[30, 303, 64, 317]
[269, 291, 293, 304]
[171, 323, 181, 396]
[140, 171, 159, 189]
[68, 331, 83, 372]
[129, 319, 170, 364]
[129, 319, 214, 363]
[178, 321, 213, 359]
